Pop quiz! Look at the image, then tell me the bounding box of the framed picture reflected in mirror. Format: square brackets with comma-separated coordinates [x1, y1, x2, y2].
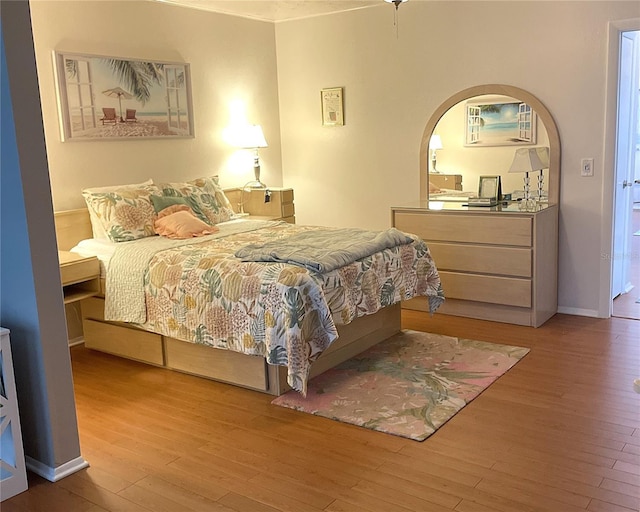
[478, 175, 502, 202]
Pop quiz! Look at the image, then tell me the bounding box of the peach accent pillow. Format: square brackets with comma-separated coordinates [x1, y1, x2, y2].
[154, 205, 219, 239]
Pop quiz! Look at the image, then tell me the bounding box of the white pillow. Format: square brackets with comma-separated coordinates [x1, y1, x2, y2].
[82, 179, 153, 239]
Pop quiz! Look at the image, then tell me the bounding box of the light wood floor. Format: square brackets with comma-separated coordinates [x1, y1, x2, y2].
[4, 312, 640, 512]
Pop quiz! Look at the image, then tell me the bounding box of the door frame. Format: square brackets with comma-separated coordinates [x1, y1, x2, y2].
[599, 18, 640, 318]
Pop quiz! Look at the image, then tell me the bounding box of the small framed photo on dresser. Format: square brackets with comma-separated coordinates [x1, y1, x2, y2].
[478, 176, 502, 202]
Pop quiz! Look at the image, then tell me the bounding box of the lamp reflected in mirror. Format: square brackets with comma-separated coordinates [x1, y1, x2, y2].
[429, 135, 443, 174]
[534, 147, 550, 203]
[509, 147, 549, 211]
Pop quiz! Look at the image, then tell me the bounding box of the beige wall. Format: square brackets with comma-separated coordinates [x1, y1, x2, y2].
[29, 0, 640, 317]
[275, 1, 640, 317]
[30, 0, 283, 211]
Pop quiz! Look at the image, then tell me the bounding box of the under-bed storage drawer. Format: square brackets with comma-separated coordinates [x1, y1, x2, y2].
[164, 338, 268, 391]
[83, 319, 164, 365]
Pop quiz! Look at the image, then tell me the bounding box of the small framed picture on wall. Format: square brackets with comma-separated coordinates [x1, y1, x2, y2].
[321, 87, 344, 126]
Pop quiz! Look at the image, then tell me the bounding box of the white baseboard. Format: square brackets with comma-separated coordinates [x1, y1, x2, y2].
[68, 336, 84, 347]
[25, 455, 89, 482]
[557, 306, 601, 318]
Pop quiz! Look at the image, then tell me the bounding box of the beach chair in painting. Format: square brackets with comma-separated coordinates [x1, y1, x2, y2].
[124, 109, 138, 123]
[100, 108, 117, 125]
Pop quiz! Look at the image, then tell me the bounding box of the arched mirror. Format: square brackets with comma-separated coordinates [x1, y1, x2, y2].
[419, 85, 560, 207]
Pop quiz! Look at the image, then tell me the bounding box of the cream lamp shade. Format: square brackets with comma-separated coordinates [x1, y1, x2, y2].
[508, 147, 547, 174]
[429, 134, 443, 173]
[429, 134, 443, 150]
[235, 124, 268, 150]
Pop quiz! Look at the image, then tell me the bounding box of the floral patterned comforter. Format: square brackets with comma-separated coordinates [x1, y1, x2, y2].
[107, 220, 444, 393]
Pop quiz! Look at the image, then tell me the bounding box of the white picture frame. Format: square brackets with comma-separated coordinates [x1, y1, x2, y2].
[321, 87, 344, 126]
[53, 51, 194, 141]
[465, 100, 537, 147]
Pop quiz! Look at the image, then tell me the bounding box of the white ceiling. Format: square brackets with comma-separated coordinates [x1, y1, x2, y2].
[152, 0, 385, 22]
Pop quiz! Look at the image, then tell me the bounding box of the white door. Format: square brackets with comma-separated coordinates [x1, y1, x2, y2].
[612, 30, 639, 298]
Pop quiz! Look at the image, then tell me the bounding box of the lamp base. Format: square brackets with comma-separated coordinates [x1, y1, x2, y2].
[243, 180, 267, 190]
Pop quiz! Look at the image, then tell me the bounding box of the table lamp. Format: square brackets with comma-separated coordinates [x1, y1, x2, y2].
[235, 124, 268, 189]
[429, 135, 443, 174]
[508, 147, 547, 211]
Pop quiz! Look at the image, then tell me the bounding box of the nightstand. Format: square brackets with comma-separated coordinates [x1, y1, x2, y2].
[429, 174, 462, 191]
[225, 187, 295, 223]
[58, 251, 100, 304]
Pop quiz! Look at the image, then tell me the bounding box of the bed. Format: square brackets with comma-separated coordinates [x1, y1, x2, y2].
[55, 179, 444, 396]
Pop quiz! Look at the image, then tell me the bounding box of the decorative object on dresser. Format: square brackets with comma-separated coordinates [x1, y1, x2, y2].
[470, 175, 502, 207]
[535, 147, 550, 202]
[232, 124, 269, 189]
[509, 146, 549, 211]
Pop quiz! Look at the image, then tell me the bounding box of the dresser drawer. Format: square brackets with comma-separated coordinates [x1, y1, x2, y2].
[395, 212, 532, 247]
[439, 271, 532, 308]
[428, 242, 532, 277]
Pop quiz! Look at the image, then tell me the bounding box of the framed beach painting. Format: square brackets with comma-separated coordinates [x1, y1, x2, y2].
[465, 100, 536, 146]
[53, 51, 194, 141]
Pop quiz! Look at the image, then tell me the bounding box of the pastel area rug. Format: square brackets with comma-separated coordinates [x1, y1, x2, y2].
[272, 330, 529, 441]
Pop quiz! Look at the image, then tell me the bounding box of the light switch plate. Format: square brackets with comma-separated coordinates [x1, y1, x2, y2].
[581, 158, 594, 177]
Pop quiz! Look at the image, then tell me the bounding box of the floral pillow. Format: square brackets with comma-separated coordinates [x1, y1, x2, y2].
[82, 179, 154, 239]
[82, 184, 159, 242]
[158, 175, 235, 225]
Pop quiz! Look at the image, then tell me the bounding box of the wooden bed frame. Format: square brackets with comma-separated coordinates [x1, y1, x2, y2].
[54, 208, 401, 396]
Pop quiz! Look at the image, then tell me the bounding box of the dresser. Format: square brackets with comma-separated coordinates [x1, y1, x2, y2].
[392, 201, 558, 327]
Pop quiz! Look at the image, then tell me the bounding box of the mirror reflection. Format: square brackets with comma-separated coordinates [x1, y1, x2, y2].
[428, 94, 550, 204]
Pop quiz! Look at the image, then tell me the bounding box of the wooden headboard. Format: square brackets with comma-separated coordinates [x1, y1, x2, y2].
[54, 209, 92, 251]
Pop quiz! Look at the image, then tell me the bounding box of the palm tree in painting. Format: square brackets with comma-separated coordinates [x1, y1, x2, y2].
[103, 59, 164, 105]
[478, 104, 502, 127]
[65, 58, 183, 106]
